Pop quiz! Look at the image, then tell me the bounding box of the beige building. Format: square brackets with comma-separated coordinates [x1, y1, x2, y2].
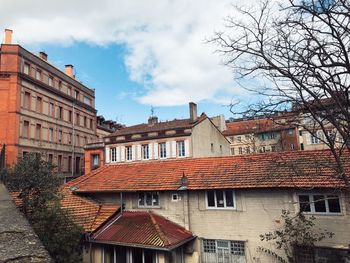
[0, 29, 97, 180]
[84, 103, 231, 174]
[62, 150, 350, 263]
[96, 115, 123, 140]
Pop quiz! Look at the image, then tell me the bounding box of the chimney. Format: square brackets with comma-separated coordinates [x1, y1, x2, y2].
[39, 51, 48, 61]
[4, 29, 13, 44]
[189, 102, 197, 122]
[65, 64, 74, 78]
[148, 116, 158, 125]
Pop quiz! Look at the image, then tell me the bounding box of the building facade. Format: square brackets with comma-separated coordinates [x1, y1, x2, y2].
[84, 103, 231, 174]
[0, 29, 97, 179]
[61, 150, 350, 263]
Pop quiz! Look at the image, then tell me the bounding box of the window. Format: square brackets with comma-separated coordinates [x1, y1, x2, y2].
[48, 128, 54, 141]
[126, 146, 132, 160]
[203, 239, 245, 256]
[287, 129, 294, 135]
[75, 134, 79, 146]
[58, 130, 62, 143]
[142, 144, 149, 160]
[236, 136, 241, 142]
[230, 148, 235, 155]
[245, 147, 250, 154]
[24, 92, 30, 109]
[48, 154, 53, 164]
[290, 144, 295, 150]
[35, 124, 41, 140]
[92, 154, 100, 167]
[58, 80, 62, 90]
[74, 90, 79, 100]
[57, 155, 62, 172]
[49, 102, 54, 117]
[35, 69, 41, 80]
[48, 76, 53, 87]
[75, 113, 80, 126]
[58, 106, 63, 119]
[172, 193, 179, 201]
[111, 147, 117, 162]
[206, 190, 235, 209]
[68, 133, 72, 144]
[238, 147, 243, 155]
[83, 96, 91, 105]
[23, 121, 30, 138]
[90, 118, 93, 129]
[36, 97, 42, 113]
[159, 142, 167, 158]
[23, 63, 30, 75]
[310, 131, 323, 144]
[68, 156, 72, 172]
[84, 116, 87, 127]
[229, 136, 234, 143]
[177, 141, 185, 157]
[138, 192, 159, 207]
[298, 194, 341, 214]
[67, 86, 72, 96]
[69, 110, 72, 123]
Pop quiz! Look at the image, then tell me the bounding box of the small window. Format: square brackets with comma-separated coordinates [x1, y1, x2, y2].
[58, 80, 62, 90]
[58, 130, 62, 143]
[126, 146, 132, 161]
[36, 97, 42, 113]
[172, 193, 179, 201]
[287, 129, 294, 135]
[236, 136, 241, 142]
[74, 90, 79, 100]
[111, 148, 117, 162]
[90, 118, 93, 129]
[24, 92, 31, 109]
[67, 86, 72, 96]
[92, 154, 100, 167]
[83, 96, 91, 105]
[245, 147, 250, 154]
[57, 155, 62, 172]
[142, 144, 149, 160]
[68, 133, 72, 144]
[23, 63, 30, 75]
[35, 69, 41, 80]
[298, 194, 341, 214]
[206, 190, 235, 209]
[48, 128, 54, 141]
[159, 142, 167, 158]
[48, 76, 53, 87]
[75, 113, 80, 126]
[23, 120, 30, 138]
[49, 102, 54, 117]
[69, 111, 72, 123]
[48, 154, 53, 164]
[138, 192, 159, 207]
[75, 134, 79, 146]
[230, 148, 235, 155]
[84, 116, 87, 127]
[177, 141, 185, 157]
[271, 145, 276, 152]
[238, 147, 243, 155]
[58, 106, 63, 119]
[68, 156, 72, 172]
[35, 124, 41, 140]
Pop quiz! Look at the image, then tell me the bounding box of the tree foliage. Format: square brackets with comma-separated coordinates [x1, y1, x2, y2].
[2, 153, 83, 263]
[212, 0, 350, 189]
[259, 210, 334, 263]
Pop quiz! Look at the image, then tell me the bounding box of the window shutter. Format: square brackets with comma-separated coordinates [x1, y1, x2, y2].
[137, 145, 141, 160]
[166, 142, 170, 159]
[120, 146, 125, 161]
[153, 142, 158, 159]
[171, 141, 177, 158]
[116, 146, 120, 162]
[185, 139, 190, 157]
[105, 147, 110, 163]
[132, 145, 136, 161]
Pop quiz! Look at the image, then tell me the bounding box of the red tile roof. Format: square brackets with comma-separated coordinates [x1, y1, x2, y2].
[92, 211, 194, 250]
[107, 114, 207, 137]
[69, 150, 349, 193]
[223, 118, 294, 136]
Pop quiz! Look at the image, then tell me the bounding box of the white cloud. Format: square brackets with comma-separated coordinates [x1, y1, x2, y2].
[0, 0, 256, 106]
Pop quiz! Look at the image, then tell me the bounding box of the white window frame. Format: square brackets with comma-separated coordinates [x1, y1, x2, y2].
[138, 192, 160, 208]
[141, 144, 149, 160]
[205, 190, 236, 210]
[111, 147, 117, 162]
[177, 140, 185, 157]
[92, 154, 100, 166]
[125, 146, 132, 161]
[298, 193, 342, 215]
[202, 239, 245, 256]
[159, 142, 167, 159]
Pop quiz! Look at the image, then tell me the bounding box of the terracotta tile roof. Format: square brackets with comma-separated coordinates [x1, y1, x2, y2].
[92, 211, 194, 250]
[223, 118, 294, 136]
[107, 114, 207, 137]
[61, 185, 119, 232]
[69, 150, 349, 193]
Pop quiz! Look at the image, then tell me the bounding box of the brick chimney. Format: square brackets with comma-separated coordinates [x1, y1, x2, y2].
[65, 64, 74, 78]
[39, 52, 48, 61]
[4, 29, 13, 44]
[148, 116, 158, 125]
[189, 102, 197, 122]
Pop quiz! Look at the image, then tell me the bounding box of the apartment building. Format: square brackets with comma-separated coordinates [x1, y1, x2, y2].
[0, 29, 97, 179]
[223, 117, 299, 155]
[61, 150, 350, 263]
[84, 103, 231, 174]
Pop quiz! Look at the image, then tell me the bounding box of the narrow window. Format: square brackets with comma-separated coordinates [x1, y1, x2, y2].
[58, 80, 62, 91]
[68, 156, 72, 172]
[177, 141, 185, 157]
[58, 106, 63, 119]
[75, 134, 79, 146]
[48, 76, 53, 87]
[75, 113, 80, 126]
[36, 97, 42, 113]
[142, 144, 149, 160]
[92, 154, 100, 168]
[126, 146, 132, 160]
[48, 128, 54, 141]
[238, 147, 243, 154]
[68, 133, 72, 144]
[23, 121, 30, 138]
[74, 90, 79, 100]
[57, 155, 62, 172]
[69, 110, 72, 123]
[58, 130, 62, 143]
[67, 86, 72, 96]
[90, 118, 93, 129]
[111, 148, 117, 162]
[48, 154, 53, 164]
[49, 102, 54, 117]
[24, 92, 31, 109]
[35, 69, 41, 80]
[35, 124, 41, 140]
[23, 63, 30, 75]
[159, 142, 166, 158]
[84, 116, 87, 127]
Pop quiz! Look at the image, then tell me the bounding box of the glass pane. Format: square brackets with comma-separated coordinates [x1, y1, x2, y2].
[216, 191, 224, 207]
[152, 192, 159, 206]
[314, 195, 326, 212]
[207, 191, 215, 207]
[299, 195, 311, 212]
[138, 193, 145, 206]
[225, 191, 234, 207]
[203, 239, 216, 253]
[327, 195, 341, 213]
[217, 240, 229, 248]
[146, 192, 152, 206]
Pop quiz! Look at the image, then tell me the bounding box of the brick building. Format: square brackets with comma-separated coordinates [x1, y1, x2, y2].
[0, 29, 97, 180]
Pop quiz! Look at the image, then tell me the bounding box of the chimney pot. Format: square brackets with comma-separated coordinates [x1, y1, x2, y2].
[65, 64, 74, 78]
[189, 102, 197, 122]
[4, 29, 13, 44]
[39, 52, 48, 61]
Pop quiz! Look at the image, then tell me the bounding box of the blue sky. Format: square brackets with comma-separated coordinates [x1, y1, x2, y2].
[1, 0, 259, 126]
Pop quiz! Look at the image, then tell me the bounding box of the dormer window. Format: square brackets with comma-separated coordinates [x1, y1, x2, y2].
[142, 144, 149, 160]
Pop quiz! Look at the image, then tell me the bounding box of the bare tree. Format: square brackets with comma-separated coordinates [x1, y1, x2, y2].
[211, 0, 350, 189]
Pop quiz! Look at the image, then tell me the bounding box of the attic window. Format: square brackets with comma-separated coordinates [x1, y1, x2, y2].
[138, 192, 159, 207]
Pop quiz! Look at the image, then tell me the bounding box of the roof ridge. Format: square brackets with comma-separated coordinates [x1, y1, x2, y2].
[149, 212, 171, 247]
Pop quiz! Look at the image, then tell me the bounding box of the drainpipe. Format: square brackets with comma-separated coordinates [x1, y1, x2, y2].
[72, 102, 75, 177]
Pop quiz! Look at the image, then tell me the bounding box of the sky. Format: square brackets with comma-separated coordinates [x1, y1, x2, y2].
[0, 0, 259, 125]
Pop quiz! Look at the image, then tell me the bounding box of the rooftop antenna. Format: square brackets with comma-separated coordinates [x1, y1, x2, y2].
[150, 106, 155, 117]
